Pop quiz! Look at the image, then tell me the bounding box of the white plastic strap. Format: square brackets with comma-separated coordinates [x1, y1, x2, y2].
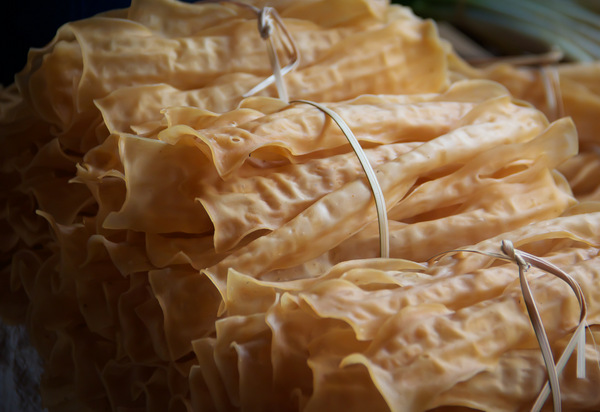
[291, 100, 390, 258]
[242, 6, 299, 102]
[430, 240, 588, 412]
[205, 1, 299, 102]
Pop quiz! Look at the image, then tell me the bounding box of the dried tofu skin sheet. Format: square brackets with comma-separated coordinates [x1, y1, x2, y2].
[559, 153, 600, 202]
[2, 0, 600, 411]
[94, 80, 510, 242]
[461, 62, 600, 150]
[447, 54, 600, 202]
[3, 0, 443, 313]
[14, 0, 447, 145]
[189, 211, 600, 412]
[203, 90, 569, 293]
[96, 12, 447, 135]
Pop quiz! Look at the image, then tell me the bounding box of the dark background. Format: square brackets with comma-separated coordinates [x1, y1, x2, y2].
[1, 0, 132, 87]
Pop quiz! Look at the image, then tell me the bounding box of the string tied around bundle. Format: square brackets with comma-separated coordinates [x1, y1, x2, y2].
[431, 239, 589, 412]
[290, 100, 390, 259]
[246, 6, 299, 102]
[205, 1, 299, 102]
[211, 0, 388, 256]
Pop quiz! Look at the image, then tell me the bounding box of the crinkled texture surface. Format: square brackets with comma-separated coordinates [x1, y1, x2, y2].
[1, 0, 600, 412]
[448, 56, 600, 202]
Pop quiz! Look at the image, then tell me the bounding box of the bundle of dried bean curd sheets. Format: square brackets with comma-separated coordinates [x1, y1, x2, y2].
[1, 0, 599, 411]
[448, 53, 600, 203]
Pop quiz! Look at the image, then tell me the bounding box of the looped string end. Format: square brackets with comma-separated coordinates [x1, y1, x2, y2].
[430, 240, 589, 412]
[244, 5, 299, 102]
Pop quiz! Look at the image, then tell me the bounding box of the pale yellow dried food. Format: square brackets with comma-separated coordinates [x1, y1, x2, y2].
[203, 92, 564, 293]
[1, 0, 599, 411]
[450, 59, 600, 149]
[447, 54, 600, 202]
[190, 211, 600, 412]
[431, 330, 600, 411]
[1, 0, 449, 314]
[13, 0, 447, 149]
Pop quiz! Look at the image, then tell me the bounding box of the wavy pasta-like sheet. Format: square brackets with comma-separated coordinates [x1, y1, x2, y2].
[102, 133, 215, 234]
[341, 255, 600, 411]
[149, 266, 221, 360]
[204, 93, 550, 295]
[448, 54, 600, 203]
[430, 330, 600, 412]
[2, 0, 600, 411]
[157, 82, 481, 178]
[201, 142, 419, 252]
[191, 213, 599, 411]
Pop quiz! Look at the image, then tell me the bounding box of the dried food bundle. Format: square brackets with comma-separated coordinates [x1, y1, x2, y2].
[1, 0, 599, 411]
[448, 53, 600, 202]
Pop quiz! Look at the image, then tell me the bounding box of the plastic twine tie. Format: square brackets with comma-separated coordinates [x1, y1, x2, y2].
[500, 240, 561, 412]
[430, 239, 588, 412]
[290, 100, 389, 258]
[203, 1, 299, 102]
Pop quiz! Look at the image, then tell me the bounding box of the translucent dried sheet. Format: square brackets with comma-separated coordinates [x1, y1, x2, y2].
[298, 215, 600, 344]
[195, 82, 515, 251]
[389, 117, 577, 221]
[197, 224, 599, 411]
[304, 329, 388, 412]
[101, 360, 161, 411]
[149, 266, 221, 360]
[117, 272, 167, 363]
[15, 26, 83, 130]
[265, 293, 359, 411]
[201, 142, 420, 252]
[430, 330, 600, 412]
[212, 314, 274, 410]
[95, 78, 268, 135]
[103, 134, 214, 234]
[338, 169, 572, 256]
[97, 8, 449, 134]
[340, 255, 600, 411]
[429, 208, 600, 279]
[204, 94, 549, 297]
[69, 15, 350, 102]
[257, 166, 573, 284]
[3, 0, 600, 410]
[158, 81, 487, 178]
[449, 57, 600, 151]
[559, 152, 600, 193]
[558, 62, 600, 95]
[278, 17, 448, 102]
[17, 0, 442, 142]
[145, 233, 225, 270]
[320, 120, 578, 264]
[42, 328, 114, 411]
[127, 0, 386, 36]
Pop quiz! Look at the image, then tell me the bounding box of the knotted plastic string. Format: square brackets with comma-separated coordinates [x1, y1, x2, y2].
[247, 6, 299, 102]
[430, 240, 588, 412]
[203, 1, 299, 102]
[500, 240, 561, 411]
[291, 100, 390, 258]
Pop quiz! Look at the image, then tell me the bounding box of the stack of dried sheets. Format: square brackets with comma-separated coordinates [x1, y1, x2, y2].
[1, 0, 599, 411]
